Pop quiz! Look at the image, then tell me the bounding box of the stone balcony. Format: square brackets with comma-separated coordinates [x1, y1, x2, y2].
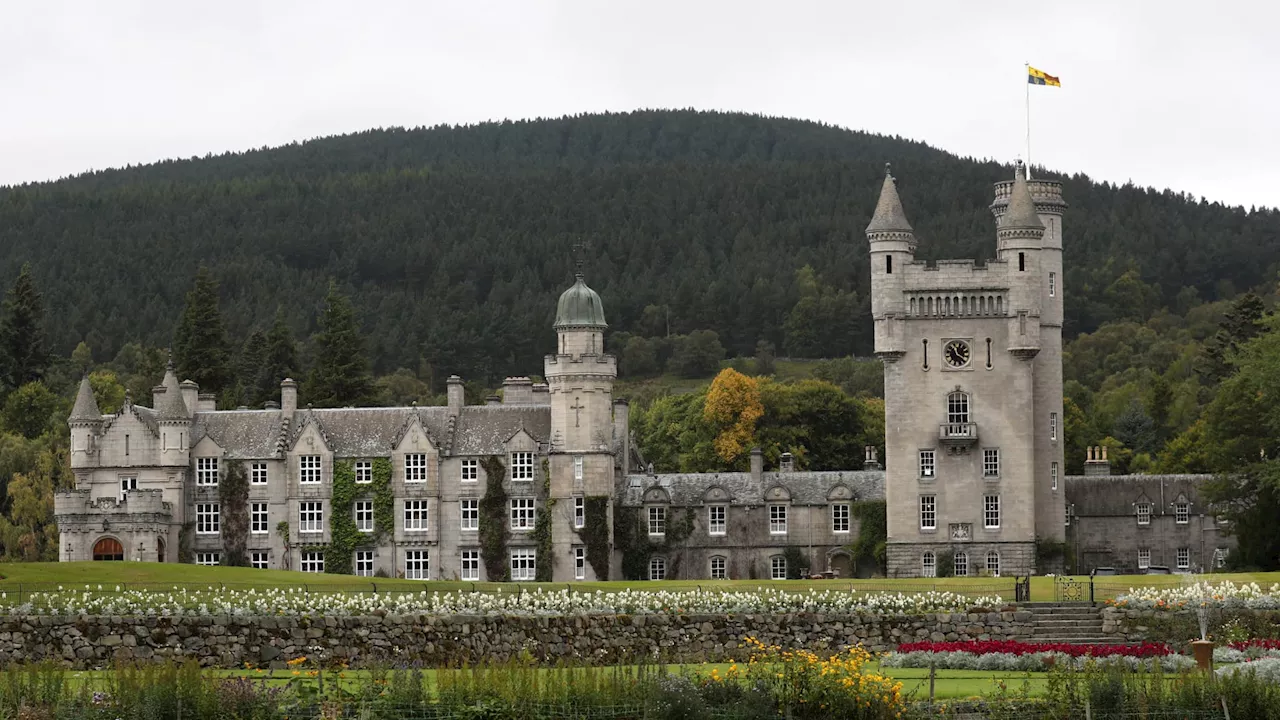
[938, 422, 978, 448]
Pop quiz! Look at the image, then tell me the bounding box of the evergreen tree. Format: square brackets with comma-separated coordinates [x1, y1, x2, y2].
[259, 308, 300, 402]
[234, 330, 267, 408]
[0, 265, 49, 392]
[307, 281, 374, 407]
[1199, 292, 1268, 383]
[172, 267, 231, 394]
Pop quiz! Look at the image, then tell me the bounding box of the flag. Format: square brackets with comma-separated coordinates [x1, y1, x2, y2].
[1028, 67, 1061, 87]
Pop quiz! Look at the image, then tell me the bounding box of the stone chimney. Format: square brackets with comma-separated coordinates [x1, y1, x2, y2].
[447, 375, 465, 415]
[264, 400, 280, 410]
[179, 380, 199, 417]
[613, 399, 630, 475]
[485, 395, 502, 406]
[532, 383, 550, 405]
[1084, 446, 1112, 477]
[280, 378, 298, 416]
[779, 452, 795, 473]
[196, 393, 217, 413]
[502, 377, 534, 405]
[863, 445, 883, 471]
[750, 447, 764, 483]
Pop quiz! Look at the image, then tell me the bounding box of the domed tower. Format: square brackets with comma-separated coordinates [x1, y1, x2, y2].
[69, 375, 102, 471]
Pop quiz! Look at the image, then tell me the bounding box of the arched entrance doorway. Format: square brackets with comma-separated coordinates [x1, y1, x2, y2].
[92, 537, 124, 561]
[156, 537, 166, 563]
[827, 549, 854, 579]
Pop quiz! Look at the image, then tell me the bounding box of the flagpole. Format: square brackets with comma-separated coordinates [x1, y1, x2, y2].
[1025, 62, 1032, 178]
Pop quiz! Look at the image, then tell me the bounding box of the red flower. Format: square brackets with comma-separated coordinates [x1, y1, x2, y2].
[1229, 638, 1280, 652]
[895, 640, 1171, 658]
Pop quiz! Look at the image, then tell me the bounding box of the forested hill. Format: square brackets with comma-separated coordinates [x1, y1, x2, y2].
[1, 109, 1277, 383]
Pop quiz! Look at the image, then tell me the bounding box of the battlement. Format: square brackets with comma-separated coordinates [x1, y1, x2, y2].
[905, 290, 1008, 318]
[544, 354, 617, 373]
[991, 178, 1066, 215]
[54, 488, 172, 517]
[903, 258, 1010, 293]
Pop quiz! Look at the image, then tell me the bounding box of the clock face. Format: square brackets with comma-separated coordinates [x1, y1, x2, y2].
[944, 340, 971, 368]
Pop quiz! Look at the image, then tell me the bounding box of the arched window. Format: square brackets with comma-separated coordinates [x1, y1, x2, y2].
[954, 551, 969, 577]
[709, 555, 727, 579]
[910, 297, 917, 315]
[986, 551, 1001, 577]
[922, 551, 936, 578]
[947, 391, 970, 424]
[648, 557, 666, 581]
[93, 537, 124, 561]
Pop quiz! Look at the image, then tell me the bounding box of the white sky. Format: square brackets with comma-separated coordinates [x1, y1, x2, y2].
[1, 1, 1276, 209]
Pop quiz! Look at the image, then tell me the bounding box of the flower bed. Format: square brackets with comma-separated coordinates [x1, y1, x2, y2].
[0, 585, 1004, 618]
[1110, 581, 1280, 610]
[881, 640, 1195, 673]
[1214, 639, 1280, 664]
[895, 640, 1172, 658]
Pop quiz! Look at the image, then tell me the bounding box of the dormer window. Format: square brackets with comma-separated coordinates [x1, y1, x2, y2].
[1175, 502, 1190, 524]
[196, 457, 219, 486]
[1137, 502, 1152, 525]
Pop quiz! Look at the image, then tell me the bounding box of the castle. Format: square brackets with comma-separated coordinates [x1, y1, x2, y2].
[56, 164, 1233, 579]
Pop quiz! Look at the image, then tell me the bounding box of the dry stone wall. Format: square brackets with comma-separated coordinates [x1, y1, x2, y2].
[1, 610, 1039, 669]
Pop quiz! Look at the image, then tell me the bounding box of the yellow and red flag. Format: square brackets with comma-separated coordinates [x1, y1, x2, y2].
[1028, 67, 1061, 87]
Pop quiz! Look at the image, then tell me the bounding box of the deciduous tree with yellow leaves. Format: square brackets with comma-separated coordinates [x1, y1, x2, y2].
[703, 368, 764, 464]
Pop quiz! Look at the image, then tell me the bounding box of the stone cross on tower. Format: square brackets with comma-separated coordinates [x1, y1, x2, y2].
[570, 397, 585, 427]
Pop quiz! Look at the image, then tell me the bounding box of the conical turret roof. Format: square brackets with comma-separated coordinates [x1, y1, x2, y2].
[865, 164, 913, 234]
[69, 375, 102, 423]
[1001, 161, 1044, 230]
[155, 358, 190, 421]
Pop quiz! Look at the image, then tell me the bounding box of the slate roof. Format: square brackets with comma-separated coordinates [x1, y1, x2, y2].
[154, 366, 189, 420]
[621, 470, 885, 507]
[452, 405, 552, 455]
[286, 407, 454, 457]
[865, 167, 913, 235]
[1063, 474, 1216, 516]
[69, 376, 102, 423]
[192, 410, 286, 460]
[999, 162, 1045, 230]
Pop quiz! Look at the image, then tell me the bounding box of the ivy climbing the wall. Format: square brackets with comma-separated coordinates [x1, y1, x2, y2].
[178, 521, 195, 564]
[218, 461, 249, 567]
[577, 496, 611, 579]
[848, 500, 887, 574]
[533, 459, 555, 582]
[614, 502, 695, 580]
[371, 457, 394, 541]
[327, 460, 359, 575]
[479, 455, 510, 581]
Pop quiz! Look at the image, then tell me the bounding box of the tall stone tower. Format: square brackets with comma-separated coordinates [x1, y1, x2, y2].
[544, 265, 618, 580]
[871, 162, 1066, 578]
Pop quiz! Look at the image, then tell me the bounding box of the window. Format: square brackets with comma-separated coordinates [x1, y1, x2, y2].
[984, 495, 1000, 529]
[250, 552, 269, 570]
[770, 555, 787, 580]
[460, 459, 478, 483]
[119, 476, 137, 500]
[510, 549, 536, 581]
[251, 463, 268, 486]
[886, 255, 892, 274]
[404, 550, 429, 580]
[354, 460, 372, 484]
[299, 501, 323, 534]
[986, 551, 1000, 577]
[1065, 505, 1071, 526]
[1138, 549, 1150, 570]
[299, 455, 321, 484]
[511, 452, 535, 481]
[1175, 502, 1190, 524]
[1176, 547, 1190, 570]
[649, 557, 666, 580]
[404, 453, 428, 483]
[195, 552, 220, 566]
[769, 504, 788, 534]
[919, 450, 936, 478]
[922, 338, 929, 370]
[1051, 462, 1059, 490]
[404, 500, 429, 531]
[574, 547, 586, 580]
[832, 503, 850, 533]
[510, 497, 536, 530]
[922, 551, 937, 578]
[355, 500, 373, 533]
[1048, 271, 1056, 297]
[573, 455, 584, 482]
[983, 449, 1000, 478]
[355, 550, 374, 577]
[196, 503, 220, 534]
[1049, 413, 1058, 441]
[947, 392, 969, 424]
[710, 556, 727, 579]
[920, 495, 936, 530]
[251, 502, 269, 534]
[460, 499, 478, 531]
[300, 551, 324, 573]
[1018, 251, 1025, 272]
[954, 551, 969, 577]
[708, 505, 726, 535]
[461, 550, 480, 581]
[1137, 503, 1152, 525]
[573, 497, 585, 529]
[648, 506, 667, 536]
[1214, 548, 1228, 569]
[196, 457, 219, 486]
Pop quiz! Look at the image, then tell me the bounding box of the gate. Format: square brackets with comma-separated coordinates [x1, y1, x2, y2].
[1014, 576, 1031, 603]
[1054, 575, 1087, 602]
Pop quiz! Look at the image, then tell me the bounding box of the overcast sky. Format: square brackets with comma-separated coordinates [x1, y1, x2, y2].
[1, 1, 1276, 209]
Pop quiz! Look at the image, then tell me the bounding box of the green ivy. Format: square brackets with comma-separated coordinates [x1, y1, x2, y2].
[218, 461, 250, 567]
[326, 460, 359, 575]
[783, 546, 806, 580]
[479, 455, 510, 581]
[275, 520, 292, 570]
[577, 496, 611, 579]
[533, 459, 554, 582]
[178, 521, 195, 564]
[848, 500, 887, 573]
[614, 502, 694, 580]
[371, 458, 394, 542]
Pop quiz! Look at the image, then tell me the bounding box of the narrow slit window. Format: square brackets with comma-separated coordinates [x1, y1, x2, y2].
[921, 339, 929, 370]
[886, 255, 892, 274]
[985, 338, 993, 369]
[1018, 252, 1026, 271]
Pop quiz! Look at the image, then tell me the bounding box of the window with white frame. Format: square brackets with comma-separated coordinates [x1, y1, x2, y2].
[573, 455, 583, 482]
[250, 552, 269, 569]
[511, 452, 535, 481]
[769, 504, 787, 534]
[983, 448, 1000, 478]
[708, 505, 726, 535]
[354, 460, 372, 484]
[251, 462, 268, 486]
[648, 506, 667, 536]
[1137, 503, 1152, 525]
[574, 547, 586, 580]
[300, 551, 324, 573]
[404, 500, 429, 531]
[649, 557, 666, 580]
[1049, 272, 1056, 297]
[986, 551, 1000, 577]
[405, 453, 428, 483]
[1049, 412, 1058, 441]
[196, 503, 220, 534]
[404, 550, 429, 580]
[920, 495, 936, 530]
[947, 392, 970, 424]
[953, 551, 969, 577]
[195, 552, 220, 566]
[1214, 548, 1228, 569]
[460, 458, 478, 483]
[919, 450, 936, 478]
[710, 555, 727, 579]
[355, 550, 374, 577]
[299, 455, 321, 484]
[460, 498, 478, 531]
[299, 501, 323, 533]
[573, 497, 585, 529]
[355, 500, 373, 533]
[922, 551, 937, 578]
[1176, 547, 1190, 570]
[770, 555, 787, 580]
[983, 495, 1000, 529]
[461, 550, 480, 581]
[196, 457, 219, 486]
[832, 503, 850, 533]
[510, 497, 536, 530]
[1138, 549, 1151, 569]
[251, 502, 269, 534]
[510, 548, 536, 580]
[119, 476, 137, 500]
[1051, 462, 1059, 490]
[1175, 502, 1190, 524]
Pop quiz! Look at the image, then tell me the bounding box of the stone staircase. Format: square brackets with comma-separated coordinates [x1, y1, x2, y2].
[1024, 602, 1116, 644]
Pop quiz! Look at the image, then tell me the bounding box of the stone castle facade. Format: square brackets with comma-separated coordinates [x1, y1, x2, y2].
[56, 165, 1233, 580]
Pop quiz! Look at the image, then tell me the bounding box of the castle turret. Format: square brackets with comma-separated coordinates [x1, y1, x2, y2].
[994, 162, 1045, 357]
[867, 165, 916, 359]
[155, 359, 191, 466]
[69, 375, 102, 471]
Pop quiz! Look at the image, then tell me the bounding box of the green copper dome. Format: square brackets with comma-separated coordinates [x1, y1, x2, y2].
[554, 274, 607, 329]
